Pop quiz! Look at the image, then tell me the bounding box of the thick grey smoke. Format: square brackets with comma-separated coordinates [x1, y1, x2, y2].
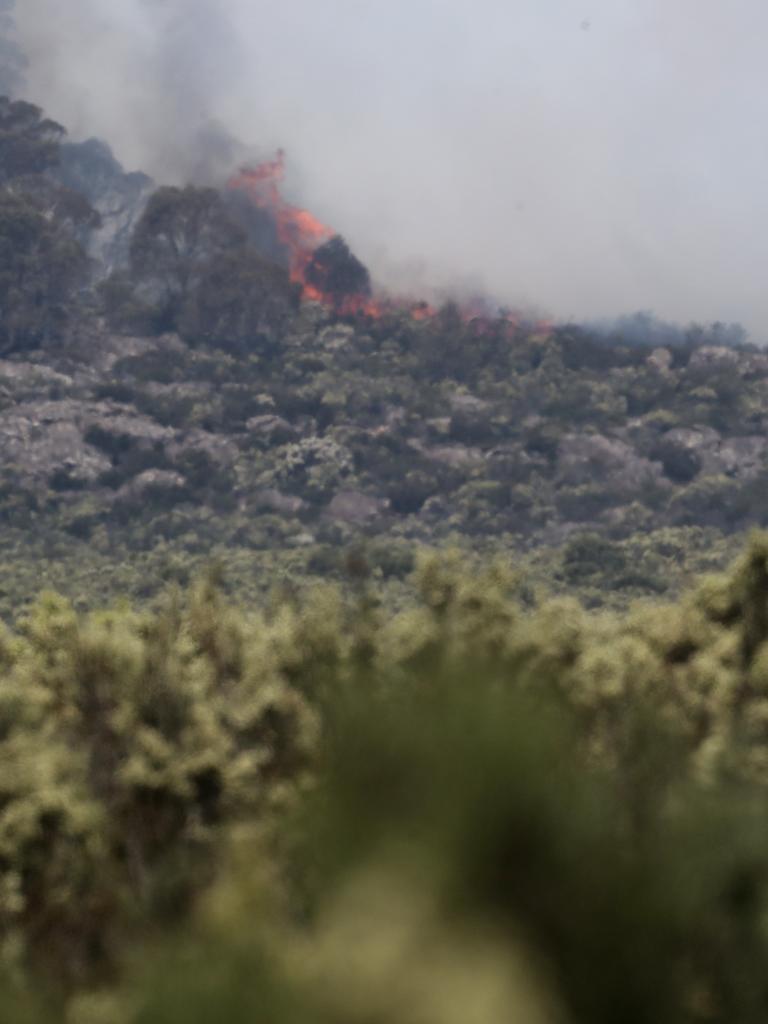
[14, 0, 249, 182]
[13, 0, 768, 340]
[0, 0, 26, 97]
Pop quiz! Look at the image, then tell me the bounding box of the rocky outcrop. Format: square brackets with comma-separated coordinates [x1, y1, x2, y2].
[55, 139, 154, 275]
[116, 469, 186, 502]
[557, 433, 666, 494]
[688, 346, 742, 370]
[418, 442, 486, 469]
[252, 489, 306, 515]
[327, 490, 389, 524]
[449, 392, 490, 415]
[167, 429, 239, 466]
[0, 394, 224, 493]
[319, 324, 356, 351]
[246, 414, 298, 444]
[0, 403, 110, 486]
[646, 348, 673, 373]
[0, 360, 73, 390]
[665, 427, 768, 480]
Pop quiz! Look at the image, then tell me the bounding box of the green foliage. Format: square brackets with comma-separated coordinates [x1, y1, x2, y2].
[0, 100, 766, 616]
[6, 90, 768, 1021]
[2, 93, 751, 607]
[0, 98, 64, 181]
[0, 100, 92, 354]
[177, 249, 297, 352]
[0, 585, 317, 993]
[5, 540, 768, 1019]
[561, 532, 629, 584]
[115, 186, 296, 349]
[0, 189, 88, 351]
[649, 436, 702, 484]
[127, 187, 246, 330]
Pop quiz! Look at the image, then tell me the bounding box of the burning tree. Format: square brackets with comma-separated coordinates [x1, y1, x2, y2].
[228, 152, 332, 298]
[228, 154, 374, 313]
[304, 234, 371, 311]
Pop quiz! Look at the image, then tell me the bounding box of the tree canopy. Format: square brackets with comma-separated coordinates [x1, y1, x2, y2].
[129, 186, 246, 321]
[0, 190, 89, 352]
[177, 248, 298, 352]
[0, 96, 64, 181]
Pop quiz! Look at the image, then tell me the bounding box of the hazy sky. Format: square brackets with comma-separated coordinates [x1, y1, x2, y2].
[14, 0, 768, 338]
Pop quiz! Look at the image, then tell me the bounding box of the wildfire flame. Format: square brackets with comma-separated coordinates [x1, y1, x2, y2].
[229, 153, 404, 316]
[228, 150, 552, 336]
[228, 150, 333, 302]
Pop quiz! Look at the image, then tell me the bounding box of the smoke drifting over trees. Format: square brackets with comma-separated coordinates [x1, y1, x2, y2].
[0, 0, 25, 96]
[9, 0, 768, 340]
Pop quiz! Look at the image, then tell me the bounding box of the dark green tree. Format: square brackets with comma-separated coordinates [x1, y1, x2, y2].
[8, 173, 100, 239]
[0, 189, 88, 352]
[0, 96, 64, 181]
[129, 186, 246, 328]
[178, 249, 298, 352]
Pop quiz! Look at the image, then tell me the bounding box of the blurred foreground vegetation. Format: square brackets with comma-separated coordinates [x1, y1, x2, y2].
[1, 538, 768, 1019]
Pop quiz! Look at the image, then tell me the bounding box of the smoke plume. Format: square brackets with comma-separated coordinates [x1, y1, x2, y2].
[0, 0, 26, 97]
[11, 0, 768, 340]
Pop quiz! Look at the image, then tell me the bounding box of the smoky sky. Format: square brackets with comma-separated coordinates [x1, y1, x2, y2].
[13, 0, 768, 339]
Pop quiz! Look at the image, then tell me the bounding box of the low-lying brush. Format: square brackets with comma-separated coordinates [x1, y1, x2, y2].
[5, 538, 768, 1019]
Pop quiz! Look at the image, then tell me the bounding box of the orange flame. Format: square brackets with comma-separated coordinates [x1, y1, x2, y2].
[228, 151, 548, 333]
[229, 150, 334, 298]
[228, 152, 433, 319]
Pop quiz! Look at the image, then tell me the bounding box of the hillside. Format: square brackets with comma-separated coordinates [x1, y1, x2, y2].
[0, 97, 762, 612]
[6, 80, 768, 1024]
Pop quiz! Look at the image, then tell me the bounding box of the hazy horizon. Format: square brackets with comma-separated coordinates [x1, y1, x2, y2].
[12, 0, 768, 339]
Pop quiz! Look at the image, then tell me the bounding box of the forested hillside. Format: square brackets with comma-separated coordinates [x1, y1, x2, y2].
[2, 67, 768, 1024]
[0, 97, 761, 614]
[5, 0, 768, 1014]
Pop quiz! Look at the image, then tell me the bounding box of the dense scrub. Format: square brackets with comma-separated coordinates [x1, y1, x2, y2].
[0, 94, 763, 613]
[1, 538, 768, 1018]
[4, 92, 768, 1019]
